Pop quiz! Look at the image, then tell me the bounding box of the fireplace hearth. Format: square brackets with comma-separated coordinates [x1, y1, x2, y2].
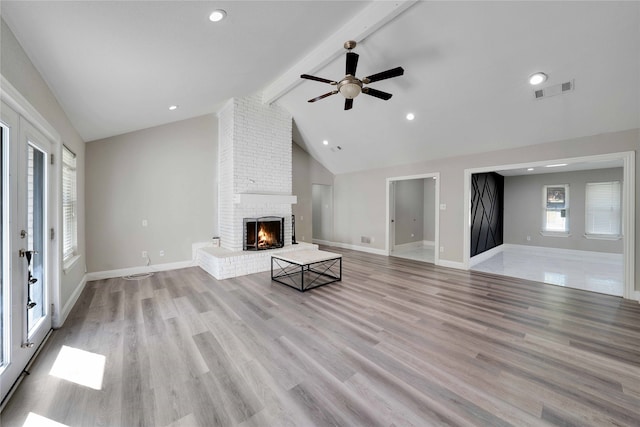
[244, 216, 285, 251]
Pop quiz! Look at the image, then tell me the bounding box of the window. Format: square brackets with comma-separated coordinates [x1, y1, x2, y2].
[585, 181, 621, 238]
[542, 184, 569, 235]
[62, 146, 77, 263]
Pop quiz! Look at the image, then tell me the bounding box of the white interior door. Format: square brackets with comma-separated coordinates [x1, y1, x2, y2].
[312, 184, 334, 242]
[1, 103, 54, 403]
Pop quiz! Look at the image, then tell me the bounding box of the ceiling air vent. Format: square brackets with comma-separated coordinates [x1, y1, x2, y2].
[533, 80, 574, 100]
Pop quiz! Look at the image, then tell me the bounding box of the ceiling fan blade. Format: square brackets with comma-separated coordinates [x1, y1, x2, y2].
[344, 98, 353, 110]
[346, 52, 359, 76]
[308, 91, 338, 103]
[362, 87, 393, 100]
[301, 74, 336, 85]
[363, 66, 404, 83]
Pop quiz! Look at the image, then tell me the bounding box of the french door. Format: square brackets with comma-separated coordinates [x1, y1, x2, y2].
[1, 101, 54, 403]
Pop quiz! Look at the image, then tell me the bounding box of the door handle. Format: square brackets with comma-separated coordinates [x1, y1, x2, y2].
[19, 249, 39, 310]
[19, 249, 38, 260]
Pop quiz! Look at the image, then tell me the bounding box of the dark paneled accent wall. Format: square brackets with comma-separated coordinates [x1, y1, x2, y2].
[470, 172, 504, 257]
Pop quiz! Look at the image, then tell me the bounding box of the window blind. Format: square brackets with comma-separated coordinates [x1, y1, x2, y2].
[585, 181, 621, 236]
[62, 146, 77, 261]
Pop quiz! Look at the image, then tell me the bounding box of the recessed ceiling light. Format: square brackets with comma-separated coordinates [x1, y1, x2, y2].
[169, 105, 178, 111]
[322, 140, 329, 146]
[209, 9, 227, 22]
[529, 72, 548, 85]
[527, 168, 534, 171]
[406, 113, 415, 121]
[545, 163, 568, 168]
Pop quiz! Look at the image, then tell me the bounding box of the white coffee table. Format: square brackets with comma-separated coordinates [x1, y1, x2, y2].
[271, 250, 342, 292]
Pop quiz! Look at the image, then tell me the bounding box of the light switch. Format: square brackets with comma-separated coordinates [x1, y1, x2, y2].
[439, 204, 446, 210]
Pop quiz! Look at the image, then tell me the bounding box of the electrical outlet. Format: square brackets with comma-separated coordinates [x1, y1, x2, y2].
[142, 219, 148, 227]
[439, 246, 444, 253]
[142, 251, 148, 258]
[159, 250, 165, 257]
[526, 235, 531, 241]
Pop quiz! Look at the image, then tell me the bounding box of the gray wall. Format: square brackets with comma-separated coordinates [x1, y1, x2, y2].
[292, 142, 333, 243]
[86, 114, 217, 272]
[331, 129, 640, 290]
[1, 18, 86, 313]
[394, 179, 424, 245]
[504, 168, 623, 253]
[424, 178, 436, 242]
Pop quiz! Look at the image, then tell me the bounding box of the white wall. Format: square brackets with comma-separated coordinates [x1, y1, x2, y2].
[504, 168, 624, 253]
[331, 128, 640, 290]
[1, 18, 86, 318]
[85, 114, 217, 272]
[292, 142, 334, 243]
[423, 178, 436, 242]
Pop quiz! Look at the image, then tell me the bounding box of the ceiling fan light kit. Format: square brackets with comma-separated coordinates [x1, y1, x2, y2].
[301, 40, 404, 110]
[338, 77, 362, 99]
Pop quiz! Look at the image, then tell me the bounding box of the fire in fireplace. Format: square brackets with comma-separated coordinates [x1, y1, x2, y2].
[243, 216, 285, 250]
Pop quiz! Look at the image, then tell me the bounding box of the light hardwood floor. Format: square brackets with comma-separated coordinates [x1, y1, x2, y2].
[2, 247, 640, 426]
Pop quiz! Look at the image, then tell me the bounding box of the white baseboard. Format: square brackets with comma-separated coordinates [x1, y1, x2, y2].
[313, 239, 387, 256]
[423, 240, 435, 247]
[394, 241, 425, 251]
[311, 238, 333, 246]
[469, 244, 504, 268]
[54, 274, 87, 328]
[436, 259, 466, 270]
[503, 243, 623, 261]
[86, 260, 195, 281]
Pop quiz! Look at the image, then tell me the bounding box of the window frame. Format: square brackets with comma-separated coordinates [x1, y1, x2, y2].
[541, 184, 570, 237]
[584, 180, 622, 240]
[62, 145, 79, 271]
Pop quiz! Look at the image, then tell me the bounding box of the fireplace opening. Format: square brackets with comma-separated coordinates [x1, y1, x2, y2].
[244, 216, 285, 251]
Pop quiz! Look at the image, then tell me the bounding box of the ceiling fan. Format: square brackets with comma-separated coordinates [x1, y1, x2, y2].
[301, 40, 404, 110]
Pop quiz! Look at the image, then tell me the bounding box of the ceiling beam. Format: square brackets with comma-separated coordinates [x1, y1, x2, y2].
[262, 0, 418, 105]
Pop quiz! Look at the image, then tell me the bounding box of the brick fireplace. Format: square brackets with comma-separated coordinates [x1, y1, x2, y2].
[217, 95, 294, 251]
[197, 95, 316, 279]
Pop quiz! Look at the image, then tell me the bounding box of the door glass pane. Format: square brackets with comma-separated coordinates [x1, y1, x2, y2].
[27, 144, 45, 333]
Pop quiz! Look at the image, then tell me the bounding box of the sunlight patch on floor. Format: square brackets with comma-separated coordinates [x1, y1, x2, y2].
[23, 412, 69, 427]
[49, 345, 106, 390]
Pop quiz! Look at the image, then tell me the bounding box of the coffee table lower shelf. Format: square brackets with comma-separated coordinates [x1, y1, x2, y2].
[271, 250, 342, 292]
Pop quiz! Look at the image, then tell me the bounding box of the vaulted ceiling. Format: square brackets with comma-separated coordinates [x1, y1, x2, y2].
[2, 1, 639, 175]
